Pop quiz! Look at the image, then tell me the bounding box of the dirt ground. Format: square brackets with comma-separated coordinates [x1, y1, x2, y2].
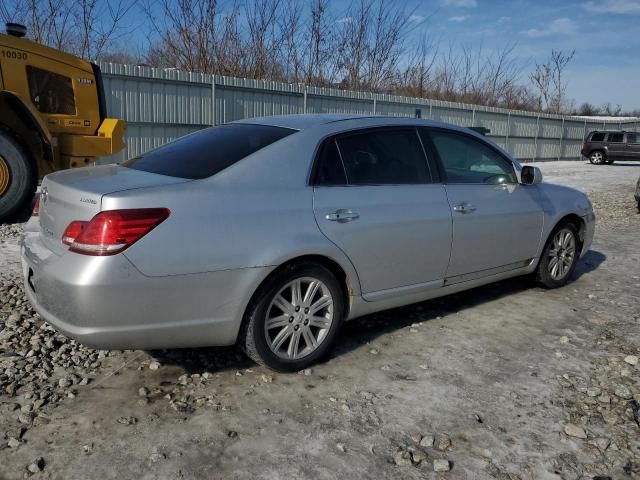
[1, 161, 639, 480]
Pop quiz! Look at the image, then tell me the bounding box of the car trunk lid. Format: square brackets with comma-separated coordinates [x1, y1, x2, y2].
[38, 165, 190, 255]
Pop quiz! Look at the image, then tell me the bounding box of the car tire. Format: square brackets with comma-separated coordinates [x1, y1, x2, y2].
[589, 150, 606, 165]
[536, 221, 581, 289]
[0, 131, 37, 221]
[239, 262, 345, 372]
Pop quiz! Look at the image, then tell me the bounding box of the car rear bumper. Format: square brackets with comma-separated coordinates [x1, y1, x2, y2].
[21, 231, 271, 350]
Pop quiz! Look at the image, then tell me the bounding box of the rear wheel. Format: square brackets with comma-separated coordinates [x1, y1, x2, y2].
[589, 150, 605, 165]
[0, 131, 37, 221]
[239, 262, 344, 372]
[536, 222, 581, 289]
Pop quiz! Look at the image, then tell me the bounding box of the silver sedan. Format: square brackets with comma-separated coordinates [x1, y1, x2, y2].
[22, 115, 595, 371]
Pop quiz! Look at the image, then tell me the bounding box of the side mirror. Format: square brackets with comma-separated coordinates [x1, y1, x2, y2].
[521, 165, 543, 185]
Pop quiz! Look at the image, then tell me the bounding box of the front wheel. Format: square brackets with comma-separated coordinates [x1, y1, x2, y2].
[536, 223, 581, 289]
[0, 132, 37, 221]
[239, 262, 345, 372]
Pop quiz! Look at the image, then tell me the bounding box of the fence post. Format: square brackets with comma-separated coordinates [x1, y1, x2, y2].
[582, 119, 588, 161]
[471, 107, 476, 127]
[429, 100, 433, 119]
[505, 112, 510, 152]
[533, 115, 540, 162]
[211, 77, 216, 126]
[303, 88, 307, 114]
[373, 97, 377, 115]
[558, 116, 565, 161]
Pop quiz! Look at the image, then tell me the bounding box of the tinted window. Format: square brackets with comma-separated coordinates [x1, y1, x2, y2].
[26, 66, 75, 114]
[336, 129, 430, 185]
[123, 124, 295, 179]
[428, 130, 517, 184]
[607, 133, 624, 143]
[590, 132, 605, 142]
[315, 139, 347, 185]
[626, 133, 638, 144]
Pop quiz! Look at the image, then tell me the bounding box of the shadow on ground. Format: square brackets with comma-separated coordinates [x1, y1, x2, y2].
[574, 249, 606, 279]
[149, 252, 606, 374]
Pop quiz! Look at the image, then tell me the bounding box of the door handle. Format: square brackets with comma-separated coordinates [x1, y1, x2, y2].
[326, 209, 360, 223]
[453, 202, 477, 214]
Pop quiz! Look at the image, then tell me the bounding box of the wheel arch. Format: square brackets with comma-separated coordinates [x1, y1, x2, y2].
[0, 91, 54, 175]
[240, 253, 356, 333]
[549, 213, 586, 252]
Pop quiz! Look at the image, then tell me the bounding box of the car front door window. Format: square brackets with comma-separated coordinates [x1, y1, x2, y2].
[427, 131, 516, 185]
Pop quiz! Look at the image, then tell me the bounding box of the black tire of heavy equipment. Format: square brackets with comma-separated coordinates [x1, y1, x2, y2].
[0, 131, 37, 222]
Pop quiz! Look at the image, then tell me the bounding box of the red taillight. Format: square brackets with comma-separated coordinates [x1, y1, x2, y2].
[62, 221, 88, 245]
[63, 208, 170, 256]
[32, 195, 40, 217]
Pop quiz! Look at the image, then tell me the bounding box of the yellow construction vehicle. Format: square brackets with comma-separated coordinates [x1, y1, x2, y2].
[0, 22, 125, 220]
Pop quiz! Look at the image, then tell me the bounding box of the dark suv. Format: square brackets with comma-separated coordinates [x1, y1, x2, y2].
[581, 130, 640, 164]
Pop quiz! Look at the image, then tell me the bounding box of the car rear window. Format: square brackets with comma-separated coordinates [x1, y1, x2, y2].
[590, 132, 605, 142]
[122, 124, 295, 179]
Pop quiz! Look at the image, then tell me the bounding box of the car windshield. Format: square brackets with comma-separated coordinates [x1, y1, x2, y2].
[122, 124, 296, 179]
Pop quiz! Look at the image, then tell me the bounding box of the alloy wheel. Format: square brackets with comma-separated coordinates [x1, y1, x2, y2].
[547, 228, 576, 281]
[590, 152, 603, 164]
[264, 277, 334, 360]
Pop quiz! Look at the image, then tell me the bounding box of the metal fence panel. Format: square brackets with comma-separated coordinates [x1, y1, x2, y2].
[98, 62, 639, 165]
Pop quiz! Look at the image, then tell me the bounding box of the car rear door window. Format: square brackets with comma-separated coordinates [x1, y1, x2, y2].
[427, 130, 517, 184]
[590, 132, 605, 142]
[607, 133, 624, 143]
[334, 129, 430, 185]
[314, 139, 347, 185]
[122, 124, 295, 179]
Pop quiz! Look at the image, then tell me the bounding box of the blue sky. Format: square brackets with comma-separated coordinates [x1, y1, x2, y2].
[405, 0, 640, 110]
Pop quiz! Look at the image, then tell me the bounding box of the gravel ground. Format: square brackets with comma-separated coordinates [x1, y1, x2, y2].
[0, 161, 639, 479]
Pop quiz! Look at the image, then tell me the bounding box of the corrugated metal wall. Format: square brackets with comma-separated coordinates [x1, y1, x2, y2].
[99, 62, 640, 164]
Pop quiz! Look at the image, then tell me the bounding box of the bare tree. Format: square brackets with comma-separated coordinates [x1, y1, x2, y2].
[335, 0, 414, 91]
[396, 34, 438, 97]
[303, 0, 338, 85]
[601, 102, 622, 116]
[529, 49, 575, 114]
[1, 0, 137, 60]
[577, 102, 601, 116]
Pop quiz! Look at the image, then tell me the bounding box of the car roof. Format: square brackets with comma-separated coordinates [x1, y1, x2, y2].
[589, 130, 633, 134]
[233, 114, 380, 130]
[233, 113, 479, 133]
